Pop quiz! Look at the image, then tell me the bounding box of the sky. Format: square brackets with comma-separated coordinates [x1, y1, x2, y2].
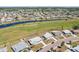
[0, 0, 79, 7]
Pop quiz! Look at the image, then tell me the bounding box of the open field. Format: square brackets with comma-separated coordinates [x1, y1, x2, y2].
[0, 19, 79, 47]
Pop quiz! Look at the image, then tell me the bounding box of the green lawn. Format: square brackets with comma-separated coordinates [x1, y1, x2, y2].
[0, 19, 79, 46]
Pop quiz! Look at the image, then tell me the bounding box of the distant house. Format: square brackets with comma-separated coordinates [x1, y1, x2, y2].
[1, 17, 6, 23]
[28, 37, 42, 45]
[0, 47, 7, 52]
[11, 41, 29, 52]
[1, 17, 14, 23]
[6, 17, 14, 22]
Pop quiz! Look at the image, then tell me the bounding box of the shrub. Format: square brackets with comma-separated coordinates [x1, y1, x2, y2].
[72, 25, 79, 30]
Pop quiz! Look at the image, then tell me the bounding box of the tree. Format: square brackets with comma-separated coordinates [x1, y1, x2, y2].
[72, 25, 79, 30]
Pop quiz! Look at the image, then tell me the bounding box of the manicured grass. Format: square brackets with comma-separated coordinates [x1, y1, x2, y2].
[0, 19, 79, 46]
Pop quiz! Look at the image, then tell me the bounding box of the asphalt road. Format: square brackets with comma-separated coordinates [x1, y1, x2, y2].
[39, 37, 79, 52]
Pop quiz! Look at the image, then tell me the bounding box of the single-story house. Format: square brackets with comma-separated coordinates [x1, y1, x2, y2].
[62, 30, 72, 34]
[51, 31, 65, 40]
[62, 30, 73, 37]
[43, 32, 54, 39]
[28, 37, 42, 45]
[51, 31, 63, 36]
[65, 45, 79, 52]
[64, 37, 79, 43]
[71, 45, 79, 52]
[11, 41, 29, 52]
[73, 30, 79, 34]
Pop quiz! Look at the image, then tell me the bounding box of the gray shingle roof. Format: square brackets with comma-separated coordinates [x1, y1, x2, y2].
[28, 37, 42, 45]
[0, 47, 7, 52]
[12, 41, 29, 52]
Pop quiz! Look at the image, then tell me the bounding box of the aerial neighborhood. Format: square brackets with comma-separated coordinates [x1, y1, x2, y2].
[0, 7, 79, 52]
[0, 29, 79, 52]
[0, 7, 79, 23]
